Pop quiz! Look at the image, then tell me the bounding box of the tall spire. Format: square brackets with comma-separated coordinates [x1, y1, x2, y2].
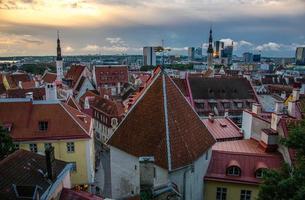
[57, 30, 62, 61]
[207, 26, 213, 54]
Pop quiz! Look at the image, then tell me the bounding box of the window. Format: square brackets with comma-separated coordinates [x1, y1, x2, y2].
[14, 143, 19, 150]
[38, 121, 48, 131]
[29, 144, 37, 153]
[66, 142, 75, 153]
[223, 102, 230, 109]
[256, 168, 265, 178]
[240, 190, 251, 200]
[236, 102, 243, 109]
[44, 143, 52, 150]
[227, 166, 241, 176]
[70, 162, 77, 172]
[216, 187, 227, 200]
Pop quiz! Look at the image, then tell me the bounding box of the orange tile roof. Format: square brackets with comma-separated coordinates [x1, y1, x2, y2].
[42, 72, 57, 83]
[65, 65, 85, 88]
[212, 139, 268, 154]
[108, 69, 215, 170]
[202, 118, 243, 142]
[0, 100, 91, 141]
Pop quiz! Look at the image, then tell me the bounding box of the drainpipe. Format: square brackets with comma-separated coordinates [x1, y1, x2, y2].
[183, 164, 194, 200]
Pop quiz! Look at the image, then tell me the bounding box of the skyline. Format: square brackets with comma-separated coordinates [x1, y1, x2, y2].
[0, 0, 305, 57]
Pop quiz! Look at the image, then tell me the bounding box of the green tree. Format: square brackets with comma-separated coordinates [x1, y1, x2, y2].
[258, 121, 305, 200]
[0, 125, 15, 159]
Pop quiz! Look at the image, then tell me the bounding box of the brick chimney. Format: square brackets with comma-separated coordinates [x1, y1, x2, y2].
[288, 88, 300, 118]
[252, 103, 262, 115]
[271, 101, 283, 131]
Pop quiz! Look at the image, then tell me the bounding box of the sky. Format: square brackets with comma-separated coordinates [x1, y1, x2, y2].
[0, 0, 305, 57]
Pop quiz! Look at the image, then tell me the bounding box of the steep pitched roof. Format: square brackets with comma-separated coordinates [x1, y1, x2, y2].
[67, 96, 82, 111]
[108, 69, 215, 170]
[0, 99, 91, 141]
[64, 65, 86, 88]
[91, 96, 125, 117]
[42, 72, 57, 83]
[0, 150, 67, 199]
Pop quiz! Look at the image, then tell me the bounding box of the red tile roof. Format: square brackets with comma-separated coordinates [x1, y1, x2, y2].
[202, 117, 243, 142]
[6, 88, 45, 100]
[94, 65, 128, 87]
[0, 100, 91, 141]
[5, 73, 31, 88]
[60, 188, 103, 200]
[67, 96, 82, 111]
[65, 65, 86, 88]
[21, 80, 36, 89]
[42, 72, 57, 83]
[91, 96, 125, 117]
[108, 69, 215, 170]
[205, 139, 283, 185]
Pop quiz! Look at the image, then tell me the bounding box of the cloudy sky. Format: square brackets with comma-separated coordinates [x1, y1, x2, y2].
[0, 0, 305, 57]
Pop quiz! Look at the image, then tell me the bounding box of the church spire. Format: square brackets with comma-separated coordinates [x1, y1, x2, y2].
[207, 26, 213, 54]
[57, 30, 62, 61]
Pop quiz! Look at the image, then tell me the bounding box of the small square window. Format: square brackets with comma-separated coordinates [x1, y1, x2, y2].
[240, 190, 251, 200]
[66, 142, 75, 153]
[38, 121, 48, 131]
[216, 187, 227, 200]
[29, 144, 37, 153]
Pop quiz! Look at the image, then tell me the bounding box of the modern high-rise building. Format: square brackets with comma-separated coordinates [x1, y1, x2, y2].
[214, 41, 224, 58]
[243, 52, 253, 63]
[207, 28, 214, 69]
[56, 31, 64, 81]
[253, 54, 261, 62]
[143, 47, 156, 66]
[194, 47, 203, 60]
[188, 47, 195, 61]
[221, 44, 233, 66]
[296, 47, 305, 65]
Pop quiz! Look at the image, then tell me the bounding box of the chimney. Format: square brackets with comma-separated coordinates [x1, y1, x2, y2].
[271, 101, 283, 131]
[292, 88, 300, 101]
[139, 156, 154, 194]
[300, 84, 305, 95]
[25, 92, 33, 100]
[208, 113, 214, 122]
[288, 88, 300, 118]
[45, 146, 55, 180]
[117, 82, 121, 95]
[45, 83, 57, 101]
[34, 80, 40, 88]
[18, 81, 23, 89]
[252, 103, 262, 115]
[84, 96, 91, 109]
[224, 109, 229, 117]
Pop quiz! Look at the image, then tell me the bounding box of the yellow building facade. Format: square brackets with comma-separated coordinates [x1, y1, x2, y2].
[204, 180, 259, 200]
[17, 138, 95, 186]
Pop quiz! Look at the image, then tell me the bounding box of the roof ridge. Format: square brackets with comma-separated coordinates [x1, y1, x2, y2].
[162, 74, 172, 171]
[59, 102, 90, 136]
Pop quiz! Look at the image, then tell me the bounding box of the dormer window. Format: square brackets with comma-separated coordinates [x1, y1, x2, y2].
[227, 166, 241, 176]
[38, 121, 48, 131]
[255, 168, 265, 178]
[226, 160, 241, 176]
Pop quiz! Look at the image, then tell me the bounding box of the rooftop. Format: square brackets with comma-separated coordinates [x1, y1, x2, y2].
[202, 117, 243, 142]
[108, 68, 215, 170]
[0, 150, 68, 199]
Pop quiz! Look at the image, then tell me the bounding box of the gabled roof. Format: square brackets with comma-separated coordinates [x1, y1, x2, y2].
[0, 150, 67, 199]
[108, 69, 215, 170]
[64, 65, 86, 88]
[0, 99, 91, 141]
[42, 72, 57, 83]
[91, 96, 125, 117]
[5, 73, 31, 89]
[94, 65, 128, 85]
[67, 96, 82, 111]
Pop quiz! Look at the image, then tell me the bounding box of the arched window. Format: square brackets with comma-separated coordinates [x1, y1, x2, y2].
[227, 166, 241, 176]
[255, 162, 268, 178]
